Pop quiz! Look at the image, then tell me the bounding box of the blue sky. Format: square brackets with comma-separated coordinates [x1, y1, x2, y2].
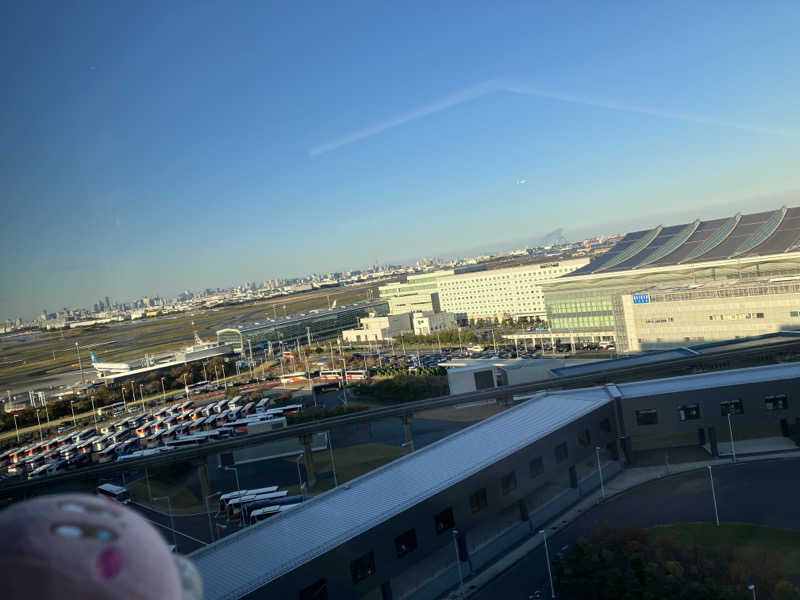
[2, 1, 800, 320]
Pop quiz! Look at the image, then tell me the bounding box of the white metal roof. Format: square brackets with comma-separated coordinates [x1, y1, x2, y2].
[191, 386, 613, 600]
[617, 361, 800, 398]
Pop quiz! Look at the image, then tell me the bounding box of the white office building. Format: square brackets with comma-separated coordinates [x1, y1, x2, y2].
[342, 313, 413, 343]
[437, 258, 590, 322]
[411, 311, 457, 335]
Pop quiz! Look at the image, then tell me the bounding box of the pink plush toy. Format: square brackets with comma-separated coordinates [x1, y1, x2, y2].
[0, 493, 203, 599]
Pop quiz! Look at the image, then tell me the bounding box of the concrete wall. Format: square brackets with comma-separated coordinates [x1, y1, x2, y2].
[622, 375, 800, 448]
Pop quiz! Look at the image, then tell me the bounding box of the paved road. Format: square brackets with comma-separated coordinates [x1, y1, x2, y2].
[474, 458, 800, 599]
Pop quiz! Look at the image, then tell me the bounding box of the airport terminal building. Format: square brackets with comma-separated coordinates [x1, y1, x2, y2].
[216, 300, 389, 354]
[541, 206, 800, 351]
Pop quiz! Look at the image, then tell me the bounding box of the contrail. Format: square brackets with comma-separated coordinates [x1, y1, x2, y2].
[308, 80, 499, 157]
[502, 82, 794, 139]
[308, 80, 793, 156]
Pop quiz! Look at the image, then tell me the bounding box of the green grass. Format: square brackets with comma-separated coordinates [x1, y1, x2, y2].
[649, 522, 800, 577]
[127, 479, 204, 513]
[285, 442, 410, 494]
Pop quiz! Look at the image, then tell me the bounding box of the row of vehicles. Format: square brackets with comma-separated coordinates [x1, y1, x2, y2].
[216, 485, 303, 525]
[1, 394, 301, 481]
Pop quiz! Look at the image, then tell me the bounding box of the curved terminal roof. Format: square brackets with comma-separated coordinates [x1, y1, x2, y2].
[569, 206, 800, 276]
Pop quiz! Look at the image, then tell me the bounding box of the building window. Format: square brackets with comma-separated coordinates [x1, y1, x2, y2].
[473, 370, 494, 390]
[765, 394, 788, 411]
[755, 312, 764, 318]
[678, 404, 701, 421]
[469, 488, 488, 513]
[790, 311, 799, 318]
[720, 400, 744, 416]
[501, 471, 517, 495]
[299, 578, 328, 600]
[555, 442, 569, 463]
[394, 529, 418, 557]
[434, 507, 455, 534]
[599, 418, 611, 432]
[529, 456, 544, 478]
[350, 551, 376, 585]
[635, 409, 659, 426]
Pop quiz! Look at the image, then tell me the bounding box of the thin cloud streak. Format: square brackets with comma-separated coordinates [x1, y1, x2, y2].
[308, 80, 499, 156]
[503, 82, 794, 139]
[309, 80, 793, 156]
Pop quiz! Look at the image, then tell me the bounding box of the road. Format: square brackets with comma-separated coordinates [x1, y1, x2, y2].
[474, 458, 800, 599]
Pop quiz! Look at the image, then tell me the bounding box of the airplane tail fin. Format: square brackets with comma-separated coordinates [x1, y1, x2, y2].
[89, 351, 97, 364]
[194, 331, 203, 345]
[331, 299, 337, 309]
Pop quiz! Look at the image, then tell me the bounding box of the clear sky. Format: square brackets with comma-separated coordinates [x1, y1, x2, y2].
[2, 1, 800, 320]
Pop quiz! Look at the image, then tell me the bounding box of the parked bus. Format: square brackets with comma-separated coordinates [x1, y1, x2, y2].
[217, 487, 278, 515]
[249, 502, 301, 525]
[279, 372, 308, 384]
[97, 402, 125, 418]
[226, 491, 288, 520]
[344, 369, 368, 381]
[95, 442, 119, 464]
[318, 369, 343, 381]
[96, 483, 132, 504]
[187, 380, 210, 394]
[240, 494, 301, 523]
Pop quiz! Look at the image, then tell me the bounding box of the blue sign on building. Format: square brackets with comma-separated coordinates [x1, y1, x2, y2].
[632, 293, 650, 304]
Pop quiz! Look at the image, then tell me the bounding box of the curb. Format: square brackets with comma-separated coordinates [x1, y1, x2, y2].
[440, 448, 800, 599]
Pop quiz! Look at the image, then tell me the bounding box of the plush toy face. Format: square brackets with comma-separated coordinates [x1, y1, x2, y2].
[0, 493, 183, 600]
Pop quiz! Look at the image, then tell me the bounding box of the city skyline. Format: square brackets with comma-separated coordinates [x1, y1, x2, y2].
[3, 3, 800, 324]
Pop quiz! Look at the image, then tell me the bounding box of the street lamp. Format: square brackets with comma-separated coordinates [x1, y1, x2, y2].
[139, 385, 144, 410]
[160, 377, 166, 404]
[69, 400, 76, 427]
[747, 583, 756, 600]
[452, 529, 464, 594]
[75, 342, 84, 384]
[121, 386, 127, 412]
[12, 413, 20, 442]
[35, 410, 43, 441]
[707, 465, 720, 526]
[327, 431, 338, 487]
[205, 491, 222, 542]
[595, 446, 605, 500]
[540, 529, 556, 599]
[153, 495, 178, 550]
[727, 411, 737, 463]
[295, 454, 306, 498]
[90, 396, 98, 427]
[183, 373, 189, 399]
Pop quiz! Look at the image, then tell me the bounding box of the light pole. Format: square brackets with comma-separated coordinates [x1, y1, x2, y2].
[68, 398, 76, 426]
[595, 446, 605, 500]
[160, 378, 166, 404]
[452, 529, 463, 594]
[153, 495, 178, 550]
[747, 583, 756, 600]
[139, 385, 144, 409]
[202, 362, 208, 382]
[295, 454, 305, 498]
[183, 373, 189, 399]
[121, 386, 127, 412]
[75, 342, 84, 384]
[708, 465, 720, 526]
[205, 491, 221, 542]
[13, 413, 20, 442]
[90, 396, 98, 427]
[223, 466, 243, 527]
[327, 431, 338, 487]
[540, 529, 556, 599]
[130, 381, 136, 407]
[35, 409, 43, 441]
[727, 411, 736, 463]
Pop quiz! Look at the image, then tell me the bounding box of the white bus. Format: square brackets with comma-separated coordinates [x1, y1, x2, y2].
[96, 483, 132, 504]
[217, 486, 278, 515]
[97, 402, 125, 418]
